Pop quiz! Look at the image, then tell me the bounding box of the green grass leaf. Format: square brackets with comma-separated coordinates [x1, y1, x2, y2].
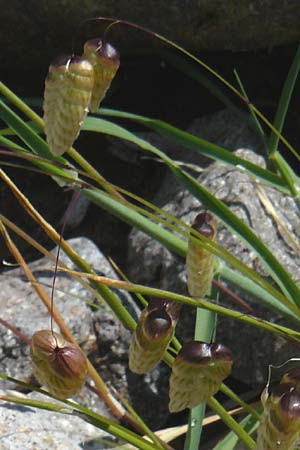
[268, 45, 300, 156]
[212, 412, 259, 450]
[0, 99, 50, 157]
[97, 109, 288, 193]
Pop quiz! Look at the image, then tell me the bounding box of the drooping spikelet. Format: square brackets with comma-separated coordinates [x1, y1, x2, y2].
[83, 38, 120, 113]
[255, 368, 300, 450]
[129, 298, 181, 374]
[169, 341, 232, 413]
[186, 212, 217, 298]
[31, 329, 88, 399]
[43, 55, 94, 156]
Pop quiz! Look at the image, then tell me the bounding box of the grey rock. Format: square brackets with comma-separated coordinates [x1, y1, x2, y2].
[155, 108, 263, 205]
[2, 1, 300, 76]
[0, 390, 107, 450]
[127, 134, 300, 385]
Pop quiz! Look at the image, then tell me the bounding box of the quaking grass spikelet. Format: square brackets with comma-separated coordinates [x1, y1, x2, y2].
[43, 55, 94, 156]
[31, 329, 88, 399]
[169, 341, 232, 412]
[186, 212, 217, 298]
[255, 368, 300, 450]
[83, 38, 120, 113]
[129, 298, 181, 374]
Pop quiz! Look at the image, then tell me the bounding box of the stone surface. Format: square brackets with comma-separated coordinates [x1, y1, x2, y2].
[0, 390, 106, 450]
[126, 118, 300, 386]
[2, 1, 300, 77]
[0, 236, 173, 448]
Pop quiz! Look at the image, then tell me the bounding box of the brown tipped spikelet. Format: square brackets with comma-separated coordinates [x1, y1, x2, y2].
[43, 55, 94, 156]
[255, 369, 300, 450]
[186, 212, 218, 298]
[31, 330, 88, 399]
[129, 299, 181, 374]
[169, 341, 232, 413]
[83, 38, 120, 113]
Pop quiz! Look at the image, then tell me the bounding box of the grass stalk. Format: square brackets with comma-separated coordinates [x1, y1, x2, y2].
[49, 268, 300, 342]
[184, 275, 218, 450]
[207, 397, 256, 449]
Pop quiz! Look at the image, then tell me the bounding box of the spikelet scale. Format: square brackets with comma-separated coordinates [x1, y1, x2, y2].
[31, 330, 88, 399]
[129, 300, 179, 374]
[186, 212, 217, 298]
[43, 56, 94, 156]
[255, 370, 300, 450]
[83, 39, 120, 113]
[169, 341, 232, 413]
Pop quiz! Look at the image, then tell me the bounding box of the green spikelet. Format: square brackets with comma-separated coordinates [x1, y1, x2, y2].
[255, 368, 300, 450]
[129, 299, 180, 374]
[169, 341, 232, 413]
[83, 38, 120, 113]
[186, 212, 217, 298]
[43, 55, 94, 156]
[31, 330, 88, 399]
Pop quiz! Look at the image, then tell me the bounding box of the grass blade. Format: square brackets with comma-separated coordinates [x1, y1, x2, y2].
[0, 98, 51, 157]
[212, 412, 259, 450]
[80, 117, 300, 305]
[268, 45, 300, 156]
[92, 111, 288, 193]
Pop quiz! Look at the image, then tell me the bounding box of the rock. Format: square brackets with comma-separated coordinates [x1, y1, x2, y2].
[2, 1, 300, 77]
[0, 390, 107, 450]
[0, 236, 172, 446]
[127, 127, 300, 386]
[154, 108, 263, 205]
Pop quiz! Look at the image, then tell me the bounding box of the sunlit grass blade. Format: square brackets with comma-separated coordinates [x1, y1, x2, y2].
[92, 111, 288, 193]
[268, 45, 300, 156]
[80, 117, 300, 305]
[0, 120, 41, 136]
[0, 147, 78, 185]
[0, 134, 29, 151]
[208, 398, 256, 450]
[233, 69, 265, 142]
[234, 64, 300, 199]
[0, 98, 51, 158]
[3, 148, 290, 322]
[212, 412, 259, 450]
[0, 99, 80, 185]
[52, 267, 300, 342]
[219, 264, 300, 324]
[2, 92, 299, 303]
